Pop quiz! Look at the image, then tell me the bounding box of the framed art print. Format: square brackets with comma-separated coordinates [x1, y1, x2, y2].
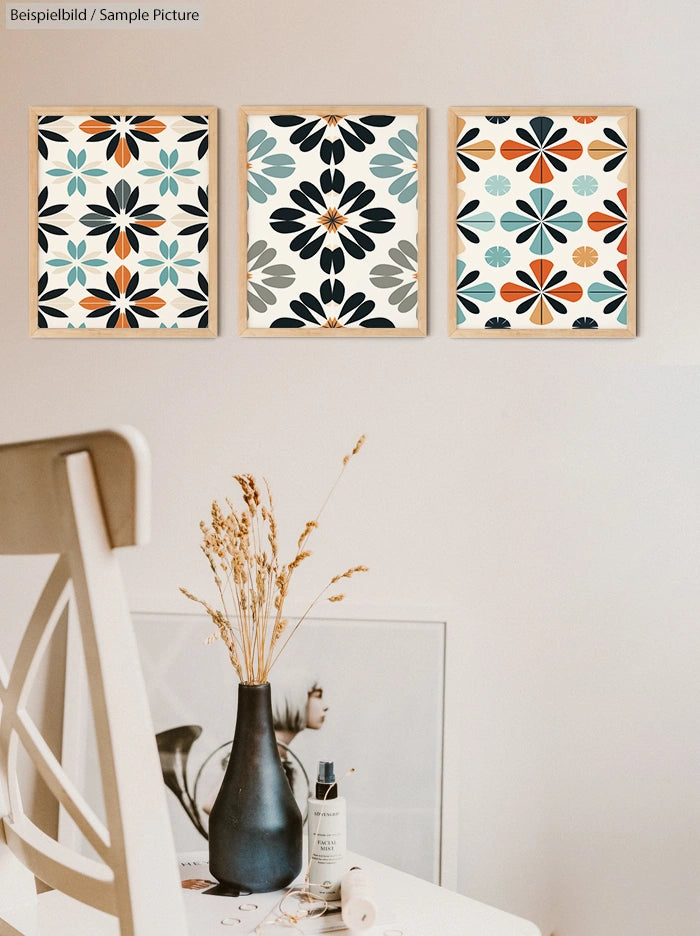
[448, 107, 636, 337]
[30, 106, 217, 336]
[239, 106, 426, 336]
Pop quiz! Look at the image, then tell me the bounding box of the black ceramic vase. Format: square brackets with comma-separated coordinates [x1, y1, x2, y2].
[208, 682, 302, 893]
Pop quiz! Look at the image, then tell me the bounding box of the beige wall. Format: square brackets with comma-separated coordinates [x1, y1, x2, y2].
[2, 2, 699, 934]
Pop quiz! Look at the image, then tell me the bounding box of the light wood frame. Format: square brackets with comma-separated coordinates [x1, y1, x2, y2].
[448, 106, 636, 338]
[29, 105, 218, 337]
[239, 106, 427, 337]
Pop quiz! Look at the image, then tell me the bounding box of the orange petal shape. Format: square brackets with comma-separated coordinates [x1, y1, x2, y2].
[116, 312, 131, 328]
[617, 188, 627, 211]
[135, 219, 165, 231]
[573, 116, 598, 124]
[500, 139, 535, 161]
[115, 137, 130, 167]
[530, 258, 554, 287]
[500, 282, 536, 303]
[79, 118, 112, 135]
[548, 282, 583, 303]
[587, 211, 623, 233]
[79, 296, 111, 311]
[617, 231, 627, 255]
[529, 154, 553, 184]
[617, 259, 627, 283]
[548, 140, 583, 161]
[115, 265, 130, 294]
[137, 119, 166, 136]
[529, 297, 553, 326]
[134, 295, 166, 311]
[115, 231, 130, 259]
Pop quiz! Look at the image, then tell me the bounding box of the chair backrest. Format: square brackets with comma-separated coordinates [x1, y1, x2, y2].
[0, 427, 188, 935]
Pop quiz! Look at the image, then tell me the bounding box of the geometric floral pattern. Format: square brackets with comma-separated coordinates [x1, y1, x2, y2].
[449, 107, 636, 337]
[30, 107, 217, 336]
[239, 106, 426, 335]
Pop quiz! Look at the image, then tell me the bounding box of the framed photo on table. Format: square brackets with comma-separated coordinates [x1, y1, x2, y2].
[30, 106, 217, 336]
[239, 106, 427, 336]
[448, 106, 636, 337]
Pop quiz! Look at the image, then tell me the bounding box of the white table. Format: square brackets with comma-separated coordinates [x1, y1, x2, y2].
[178, 852, 541, 936]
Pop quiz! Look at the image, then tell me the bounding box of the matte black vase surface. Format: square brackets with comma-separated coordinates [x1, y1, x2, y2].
[208, 682, 302, 893]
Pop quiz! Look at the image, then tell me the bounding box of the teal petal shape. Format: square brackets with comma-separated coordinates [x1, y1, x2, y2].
[77, 267, 86, 287]
[67, 267, 77, 286]
[530, 187, 554, 216]
[250, 135, 276, 160]
[67, 149, 77, 169]
[67, 176, 77, 196]
[159, 267, 169, 287]
[371, 154, 402, 166]
[587, 282, 625, 303]
[249, 170, 276, 196]
[174, 168, 199, 177]
[501, 211, 533, 232]
[388, 171, 415, 196]
[76, 240, 86, 259]
[159, 240, 170, 260]
[46, 169, 71, 177]
[169, 240, 178, 260]
[76, 149, 86, 169]
[159, 149, 169, 169]
[389, 137, 415, 160]
[398, 181, 418, 203]
[247, 181, 268, 203]
[398, 128, 418, 151]
[247, 128, 267, 150]
[46, 259, 71, 267]
[169, 267, 178, 286]
[530, 228, 554, 254]
[139, 168, 164, 177]
[169, 149, 178, 169]
[159, 177, 169, 197]
[549, 211, 582, 232]
[83, 168, 108, 177]
[370, 165, 402, 179]
[68, 240, 77, 260]
[458, 282, 496, 303]
[169, 177, 178, 196]
[465, 212, 495, 232]
[77, 177, 86, 197]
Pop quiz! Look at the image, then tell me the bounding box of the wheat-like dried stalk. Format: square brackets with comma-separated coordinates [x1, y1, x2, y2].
[180, 437, 368, 684]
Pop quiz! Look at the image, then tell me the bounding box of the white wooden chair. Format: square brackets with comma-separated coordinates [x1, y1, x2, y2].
[0, 428, 188, 935]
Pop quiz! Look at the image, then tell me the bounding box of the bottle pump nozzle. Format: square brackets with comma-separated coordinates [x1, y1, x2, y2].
[316, 760, 338, 799]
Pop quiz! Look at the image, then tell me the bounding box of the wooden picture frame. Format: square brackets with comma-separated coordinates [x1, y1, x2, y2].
[448, 106, 636, 337]
[30, 106, 217, 336]
[239, 106, 427, 336]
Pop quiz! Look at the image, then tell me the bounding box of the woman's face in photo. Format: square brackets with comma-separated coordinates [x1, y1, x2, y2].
[305, 686, 328, 730]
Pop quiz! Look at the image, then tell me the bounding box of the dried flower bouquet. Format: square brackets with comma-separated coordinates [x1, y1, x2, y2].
[180, 437, 368, 685]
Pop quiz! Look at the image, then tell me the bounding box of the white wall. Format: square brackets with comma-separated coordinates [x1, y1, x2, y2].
[2, 2, 700, 934]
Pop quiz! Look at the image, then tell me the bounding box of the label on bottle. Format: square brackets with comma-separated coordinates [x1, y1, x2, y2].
[307, 798, 346, 899]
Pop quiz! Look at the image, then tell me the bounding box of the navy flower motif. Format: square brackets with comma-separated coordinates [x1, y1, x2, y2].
[270, 178, 395, 272]
[272, 282, 393, 329]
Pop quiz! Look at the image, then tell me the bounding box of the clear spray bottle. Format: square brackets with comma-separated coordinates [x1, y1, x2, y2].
[307, 760, 346, 900]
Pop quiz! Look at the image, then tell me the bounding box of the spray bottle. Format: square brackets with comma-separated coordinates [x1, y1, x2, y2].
[307, 760, 346, 900]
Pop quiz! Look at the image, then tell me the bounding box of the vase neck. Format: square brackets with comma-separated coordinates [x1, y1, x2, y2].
[234, 683, 277, 749]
